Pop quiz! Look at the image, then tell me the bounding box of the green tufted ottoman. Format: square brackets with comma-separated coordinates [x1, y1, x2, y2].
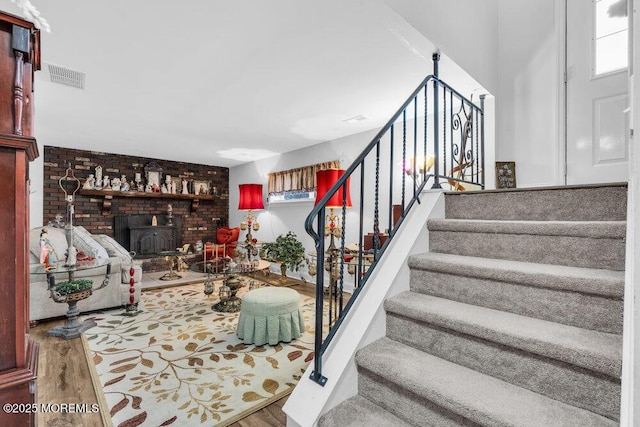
[237, 287, 305, 346]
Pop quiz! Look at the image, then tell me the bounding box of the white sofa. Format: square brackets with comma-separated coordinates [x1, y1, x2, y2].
[29, 225, 142, 321]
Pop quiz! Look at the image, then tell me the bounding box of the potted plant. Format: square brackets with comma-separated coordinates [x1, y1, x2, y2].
[52, 278, 94, 302]
[261, 231, 308, 279]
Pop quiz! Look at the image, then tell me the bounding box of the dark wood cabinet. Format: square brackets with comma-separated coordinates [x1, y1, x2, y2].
[130, 226, 177, 255]
[0, 10, 40, 427]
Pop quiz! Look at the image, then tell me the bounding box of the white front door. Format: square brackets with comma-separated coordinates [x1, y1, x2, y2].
[565, 0, 629, 184]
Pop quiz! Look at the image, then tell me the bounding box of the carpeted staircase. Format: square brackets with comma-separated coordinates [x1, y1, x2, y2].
[318, 184, 626, 426]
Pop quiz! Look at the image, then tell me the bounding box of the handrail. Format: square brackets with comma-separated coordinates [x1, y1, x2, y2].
[304, 53, 485, 385]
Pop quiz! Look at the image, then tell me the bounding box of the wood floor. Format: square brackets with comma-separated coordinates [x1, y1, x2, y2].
[31, 280, 318, 427]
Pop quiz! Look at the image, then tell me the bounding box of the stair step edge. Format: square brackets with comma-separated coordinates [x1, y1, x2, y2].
[318, 395, 413, 427]
[443, 184, 627, 221]
[357, 337, 617, 427]
[407, 252, 624, 298]
[385, 292, 621, 378]
[443, 182, 627, 196]
[427, 218, 626, 238]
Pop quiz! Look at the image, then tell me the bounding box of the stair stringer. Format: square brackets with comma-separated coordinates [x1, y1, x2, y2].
[621, 177, 638, 426]
[283, 190, 445, 427]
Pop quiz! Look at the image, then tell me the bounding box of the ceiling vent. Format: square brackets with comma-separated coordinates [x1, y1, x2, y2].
[43, 62, 85, 90]
[343, 115, 368, 124]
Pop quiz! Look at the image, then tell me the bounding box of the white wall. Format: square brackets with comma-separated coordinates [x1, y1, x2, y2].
[386, 0, 560, 188]
[384, 0, 500, 95]
[496, 0, 560, 187]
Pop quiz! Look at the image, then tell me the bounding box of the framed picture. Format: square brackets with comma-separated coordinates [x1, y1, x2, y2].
[194, 180, 209, 195]
[144, 162, 163, 188]
[495, 161, 516, 189]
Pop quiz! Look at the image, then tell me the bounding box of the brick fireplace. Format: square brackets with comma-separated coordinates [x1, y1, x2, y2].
[43, 146, 229, 264]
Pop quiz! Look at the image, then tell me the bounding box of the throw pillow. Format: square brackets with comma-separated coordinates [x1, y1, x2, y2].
[217, 227, 233, 244]
[73, 226, 109, 260]
[229, 227, 241, 242]
[93, 234, 133, 261]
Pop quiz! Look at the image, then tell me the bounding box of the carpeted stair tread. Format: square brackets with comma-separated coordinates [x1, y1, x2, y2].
[428, 219, 625, 271]
[407, 252, 623, 334]
[318, 395, 413, 427]
[444, 184, 627, 221]
[385, 292, 621, 378]
[357, 337, 617, 427]
[407, 252, 624, 298]
[427, 218, 626, 238]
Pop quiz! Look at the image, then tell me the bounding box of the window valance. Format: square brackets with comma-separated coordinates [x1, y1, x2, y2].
[267, 160, 341, 194]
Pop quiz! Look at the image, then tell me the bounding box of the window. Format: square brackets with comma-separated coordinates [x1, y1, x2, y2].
[267, 160, 340, 203]
[594, 0, 628, 76]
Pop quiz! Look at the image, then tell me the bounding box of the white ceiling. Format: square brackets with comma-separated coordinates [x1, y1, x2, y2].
[1, 0, 484, 167]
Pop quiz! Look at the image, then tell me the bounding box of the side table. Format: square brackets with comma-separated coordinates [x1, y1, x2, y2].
[157, 250, 184, 281]
[31, 260, 112, 339]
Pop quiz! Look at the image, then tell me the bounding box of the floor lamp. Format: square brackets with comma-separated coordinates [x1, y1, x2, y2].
[238, 183, 264, 258]
[315, 169, 351, 323]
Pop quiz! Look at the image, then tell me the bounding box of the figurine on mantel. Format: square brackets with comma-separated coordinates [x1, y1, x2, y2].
[111, 177, 121, 191]
[94, 165, 103, 190]
[82, 174, 95, 190]
[135, 172, 143, 191]
[103, 175, 111, 190]
[121, 175, 130, 191]
[182, 179, 189, 195]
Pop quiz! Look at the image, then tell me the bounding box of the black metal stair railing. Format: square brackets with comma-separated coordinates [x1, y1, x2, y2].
[304, 53, 485, 386]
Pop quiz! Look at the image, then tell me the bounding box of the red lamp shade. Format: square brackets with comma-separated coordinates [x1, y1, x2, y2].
[315, 169, 352, 208]
[238, 184, 264, 210]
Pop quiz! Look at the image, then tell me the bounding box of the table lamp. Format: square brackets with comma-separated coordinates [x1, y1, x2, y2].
[238, 183, 265, 248]
[58, 163, 81, 267]
[314, 168, 351, 317]
[315, 169, 352, 244]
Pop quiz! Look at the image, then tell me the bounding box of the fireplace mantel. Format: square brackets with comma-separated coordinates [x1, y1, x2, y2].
[79, 189, 219, 215]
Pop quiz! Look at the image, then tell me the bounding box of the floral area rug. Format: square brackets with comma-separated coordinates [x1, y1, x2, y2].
[83, 281, 320, 427]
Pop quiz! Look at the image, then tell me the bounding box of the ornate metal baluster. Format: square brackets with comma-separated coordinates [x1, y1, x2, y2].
[388, 131, 394, 235]
[480, 95, 486, 186]
[357, 163, 365, 286]
[443, 85, 447, 183]
[339, 190, 346, 314]
[402, 111, 407, 209]
[432, 53, 441, 188]
[424, 84, 428, 185]
[413, 96, 418, 198]
[373, 142, 381, 258]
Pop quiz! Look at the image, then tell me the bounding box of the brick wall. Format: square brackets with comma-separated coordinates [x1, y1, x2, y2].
[43, 146, 229, 247]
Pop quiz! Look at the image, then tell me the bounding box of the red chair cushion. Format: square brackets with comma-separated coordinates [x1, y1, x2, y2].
[229, 227, 240, 242]
[217, 227, 233, 244]
[216, 226, 241, 244]
[204, 227, 242, 259]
